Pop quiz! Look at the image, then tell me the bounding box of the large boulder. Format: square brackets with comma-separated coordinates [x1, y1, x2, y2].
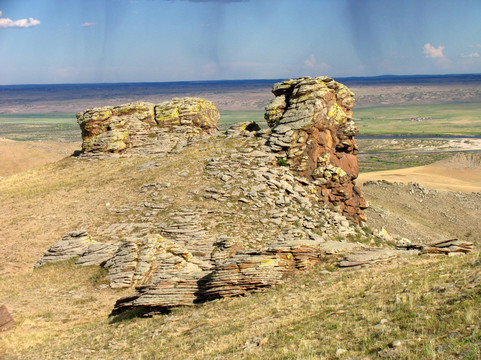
[76, 97, 219, 155]
[265, 76, 367, 223]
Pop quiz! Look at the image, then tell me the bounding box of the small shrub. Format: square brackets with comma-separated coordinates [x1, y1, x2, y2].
[277, 157, 289, 167]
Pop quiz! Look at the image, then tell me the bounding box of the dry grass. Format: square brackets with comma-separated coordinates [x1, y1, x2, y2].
[1, 137, 480, 359]
[0, 138, 79, 177]
[1, 253, 479, 359]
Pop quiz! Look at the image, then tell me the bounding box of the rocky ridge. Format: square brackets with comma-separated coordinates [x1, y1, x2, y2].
[35, 76, 469, 315]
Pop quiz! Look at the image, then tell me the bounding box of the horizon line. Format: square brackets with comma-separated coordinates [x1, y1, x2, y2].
[2, 72, 481, 87]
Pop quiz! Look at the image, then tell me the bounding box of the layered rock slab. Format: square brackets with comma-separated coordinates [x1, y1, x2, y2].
[76, 97, 219, 155]
[35, 230, 95, 267]
[265, 76, 367, 223]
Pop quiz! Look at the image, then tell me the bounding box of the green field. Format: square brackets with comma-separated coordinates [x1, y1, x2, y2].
[2, 106, 480, 173]
[0, 113, 79, 142]
[3, 103, 481, 142]
[219, 111, 265, 130]
[355, 103, 481, 136]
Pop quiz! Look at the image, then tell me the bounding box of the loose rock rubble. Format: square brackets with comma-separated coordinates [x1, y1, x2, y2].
[397, 239, 473, 255]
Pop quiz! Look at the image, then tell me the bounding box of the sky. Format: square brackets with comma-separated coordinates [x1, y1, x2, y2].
[0, 0, 480, 85]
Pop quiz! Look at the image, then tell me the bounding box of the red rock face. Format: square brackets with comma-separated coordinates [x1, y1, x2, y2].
[265, 76, 367, 223]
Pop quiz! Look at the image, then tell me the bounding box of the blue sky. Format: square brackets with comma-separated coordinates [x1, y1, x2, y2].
[0, 0, 480, 85]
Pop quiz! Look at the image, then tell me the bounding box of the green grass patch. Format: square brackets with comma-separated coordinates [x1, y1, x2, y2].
[219, 111, 265, 130]
[0, 113, 76, 124]
[0, 113, 79, 141]
[355, 103, 481, 136]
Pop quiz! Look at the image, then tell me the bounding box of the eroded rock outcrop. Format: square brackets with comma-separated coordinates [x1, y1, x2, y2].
[36, 79, 384, 315]
[265, 76, 367, 223]
[76, 97, 219, 155]
[35, 230, 94, 267]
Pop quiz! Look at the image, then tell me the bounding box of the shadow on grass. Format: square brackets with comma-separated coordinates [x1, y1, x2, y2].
[109, 306, 172, 324]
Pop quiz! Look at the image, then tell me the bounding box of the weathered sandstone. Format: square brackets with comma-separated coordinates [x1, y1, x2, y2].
[265, 76, 367, 223]
[76, 97, 219, 155]
[36, 83, 389, 315]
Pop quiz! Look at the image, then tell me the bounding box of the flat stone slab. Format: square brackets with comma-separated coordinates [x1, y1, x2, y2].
[318, 241, 363, 255]
[75, 243, 120, 267]
[35, 230, 93, 267]
[339, 249, 400, 268]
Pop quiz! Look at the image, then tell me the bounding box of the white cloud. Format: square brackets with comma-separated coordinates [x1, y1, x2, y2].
[461, 52, 480, 58]
[304, 54, 316, 68]
[304, 54, 331, 71]
[81, 22, 97, 27]
[469, 44, 481, 48]
[0, 10, 40, 28]
[423, 43, 445, 58]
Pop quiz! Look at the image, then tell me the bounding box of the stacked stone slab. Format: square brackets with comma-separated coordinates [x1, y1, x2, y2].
[34, 230, 95, 267]
[76, 97, 219, 155]
[265, 76, 367, 223]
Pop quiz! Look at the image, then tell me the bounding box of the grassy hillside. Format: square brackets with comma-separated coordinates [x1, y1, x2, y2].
[1, 248, 479, 359]
[0, 134, 480, 359]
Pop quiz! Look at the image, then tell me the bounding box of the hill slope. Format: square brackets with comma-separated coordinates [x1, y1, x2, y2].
[0, 130, 480, 359]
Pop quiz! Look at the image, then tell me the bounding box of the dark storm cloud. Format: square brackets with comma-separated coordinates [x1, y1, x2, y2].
[345, 0, 427, 74]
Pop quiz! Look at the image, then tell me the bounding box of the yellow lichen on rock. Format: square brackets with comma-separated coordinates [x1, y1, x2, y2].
[76, 97, 219, 155]
[327, 103, 347, 124]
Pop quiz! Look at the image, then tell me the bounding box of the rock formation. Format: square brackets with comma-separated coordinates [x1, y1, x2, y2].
[76, 97, 219, 155]
[265, 76, 367, 223]
[35, 230, 95, 267]
[35, 83, 383, 315]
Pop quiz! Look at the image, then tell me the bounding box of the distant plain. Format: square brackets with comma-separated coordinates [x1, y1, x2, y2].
[1, 74, 481, 178]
